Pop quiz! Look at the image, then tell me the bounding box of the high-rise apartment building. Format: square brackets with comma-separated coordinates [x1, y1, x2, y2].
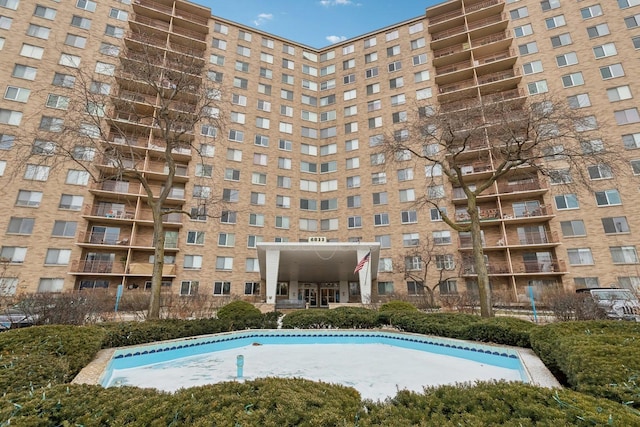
[1, 0, 640, 307]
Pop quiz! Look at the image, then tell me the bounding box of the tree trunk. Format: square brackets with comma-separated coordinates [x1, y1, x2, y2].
[147, 206, 166, 319]
[468, 196, 493, 317]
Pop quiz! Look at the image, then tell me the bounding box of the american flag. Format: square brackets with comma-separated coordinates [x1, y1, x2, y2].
[354, 251, 371, 274]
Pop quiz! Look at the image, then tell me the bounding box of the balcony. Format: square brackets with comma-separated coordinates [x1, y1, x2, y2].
[71, 260, 125, 275]
[455, 207, 500, 222]
[477, 69, 518, 86]
[436, 59, 473, 76]
[471, 31, 510, 48]
[438, 77, 477, 95]
[452, 187, 497, 203]
[136, 209, 183, 225]
[431, 24, 467, 42]
[429, 8, 464, 25]
[133, 0, 173, 16]
[462, 262, 511, 275]
[127, 262, 176, 276]
[467, 14, 506, 32]
[131, 13, 170, 31]
[84, 204, 136, 220]
[502, 204, 552, 220]
[78, 231, 131, 246]
[459, 161, 493, 177]
[497, 179, 544, 195]
[515, 230, 559, 246]
[465, 0, 503, 15]
[514, 260, 566, 274]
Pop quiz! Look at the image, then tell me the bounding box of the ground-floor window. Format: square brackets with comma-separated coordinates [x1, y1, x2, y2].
[276, 282, 288, 296]
[214, 281, 231, 295]
[244, 281, 260, 295]
[180, 280, 198, 296]
[79, 280, 109, 290]
[144, 281, 172, 291]
[439, 279, 457, 295]
[349, 281, 360, 296]
[38, 278, 64, 293]
[407, 280, 424, 295]
[377, 281, 394, 295]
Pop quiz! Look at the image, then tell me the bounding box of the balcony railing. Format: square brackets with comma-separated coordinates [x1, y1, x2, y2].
[134, 0, 173, 15]
[463, 263, 511, 275]
[71, 260, 125, 274]
[436, 59, 473, 75]
[438, 77, 477, 94]
[497, 179, 543, 194]
[475, 49, 514, 65]
[471, 31, 509, 48]
[429, 8, 464, 25]
[502, 205, 552, 219]
[434, 44, 467, 58]
[431, 24, 467, 41]
[515, 260, 565, 274]
[477, 69, 517, 86]
[465, 0, 502, 14]
[78, 232, 130, 246]
[460, 162, 493, 175]
[467, 13, 505, 31]
[455, 207, 500, 222]
[132, 13, 170, 30]
[127, 262, 176, 275]
[171, 25, 207, 41]
[482, 88, 525, 103]
[84, 204, 135, 219]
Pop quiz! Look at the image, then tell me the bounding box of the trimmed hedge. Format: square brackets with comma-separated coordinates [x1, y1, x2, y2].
[1, 380, 638, 425]
[216, 300, 264, 329]
[530, 321, 640, 407]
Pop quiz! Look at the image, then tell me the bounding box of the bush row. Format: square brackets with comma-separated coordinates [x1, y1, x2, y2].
[530, 320, 640, 408]
[1, 380, 638, 426]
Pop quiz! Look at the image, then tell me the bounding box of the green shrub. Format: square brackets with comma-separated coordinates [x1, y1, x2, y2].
[280, 309, 336, 329]
[0, 325, 105, 393]
[358, 381, 640, 426]
[330, 307, 381, 329]
[216, 300, 264, 329]
[530, 321, 640, 407]
[463, 317, 534, 348]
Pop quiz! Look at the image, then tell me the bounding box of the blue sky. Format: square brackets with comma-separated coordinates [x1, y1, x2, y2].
[201, 1, 435, 48]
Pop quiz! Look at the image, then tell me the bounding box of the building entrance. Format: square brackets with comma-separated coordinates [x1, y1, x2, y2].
[301, 288, 317, 307]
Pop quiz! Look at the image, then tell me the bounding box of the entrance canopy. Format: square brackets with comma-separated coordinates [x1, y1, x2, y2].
[256, 242, 380, 282]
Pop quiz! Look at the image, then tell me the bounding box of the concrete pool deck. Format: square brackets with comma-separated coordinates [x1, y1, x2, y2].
[72, 330, 561, 396]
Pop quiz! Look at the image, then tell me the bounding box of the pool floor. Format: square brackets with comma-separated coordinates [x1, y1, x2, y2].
[106, 342, 523, 401]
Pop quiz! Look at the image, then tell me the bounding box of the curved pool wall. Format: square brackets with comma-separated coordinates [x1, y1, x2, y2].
[100, 330, 529, 387]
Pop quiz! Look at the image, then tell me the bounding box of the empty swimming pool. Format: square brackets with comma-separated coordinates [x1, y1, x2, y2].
[101, 330, 529, 401]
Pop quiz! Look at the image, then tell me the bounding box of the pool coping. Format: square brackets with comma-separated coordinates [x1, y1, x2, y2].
[72, 329, 561, 389]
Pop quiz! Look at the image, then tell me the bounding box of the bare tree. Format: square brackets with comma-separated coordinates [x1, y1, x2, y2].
[395, 237, 463, 309]
[384, 95, 626, 317]
[10, 31, 226, 319]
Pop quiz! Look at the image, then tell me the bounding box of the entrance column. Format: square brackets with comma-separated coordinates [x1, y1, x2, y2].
[356, 248, 372, 304]
[265, 249, 280, 305]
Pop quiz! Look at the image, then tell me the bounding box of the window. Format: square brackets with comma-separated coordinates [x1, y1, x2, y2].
[347, 195, 361, 208]
[405, 257, 422, 272]
[399, 189, 416, 202]
[615, 108, 640, 125]
[561, 72, 584, 87]
[427, 185, 445, 199]
[600, 63, 624, 80]
[595, 189, 621, 206]
[623, 133, 640, 149]
[556, 52, 578, 67]
[580, 4, 602, 19]
[373, 213, 389, 226]
[436, 254, 456, 270]
[388, 60, 402, 73]
[250, 192, 266, 206]
[588, 164, 613, 180]
[377, 282, 394, 295]
[519, 41, 538, 55]
[560, 220, 586, 237]
[0, 246, 26, 263]
[619, 0, 640, 8]
[219, 210, 236, 224]
[387, 46, 400, 58]
[247, 213, 264, 227]
[541, 0, 560, 10]
[567, 248, 594, 265]
[514, 24, 533, 37]
[178, 281, 198, 296]
[545, 14, 565, 29]
[528, 80, 548, 94]
[76, 0, 96, 11]
[555, 194, 579, 210]
[399, 210, 417, 224]
[183, 255, 203, 270]
[347, 216, 362, 229]
[65, 169, 89, 185]
[24, 164, 49, 181]
[510, 6, 529, 19]
[550, 33, 572, 48]
[68, 17, 92, 33]
[567, 93, 591, 109]
[587, 23, 609, 38]
[12, 64, 37, 81]
[38, 278, 64, 293]
[275, 216, 290, 229]
[594, 43, 617, 59]
[607, 85, 633, 102]
[626, 13, 640, 28]
[34, 5, 56, 19]
[433, 230, 452, 245]
[386, 29, 399, 41]
[104, 24, 124, 38]
[6, 217, 34, 235]
[611, 246, 639, 264]
[53, 195, 81, 214]
[45, 249, 71, 265]
[257, 83, 271, 95]
[602, 217, 630, 234]
[95, 62, 115, 76]
[346, 176, 360, 188]
[52, 220, 76, 237]
[222, 189, 239, 202]
[20, 43, 45, 59]
[523, 60, 543, 75]
[216, 232, 234, 247]
[224, 168, 240, 181]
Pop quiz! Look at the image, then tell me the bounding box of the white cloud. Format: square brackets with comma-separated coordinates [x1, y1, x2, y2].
[326, 35, 347, 44]
[320, 0, 352, 6]
[253, 13, 273, 26]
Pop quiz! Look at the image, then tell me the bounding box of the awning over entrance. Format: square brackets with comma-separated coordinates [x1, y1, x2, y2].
[256, 242, 380, 304]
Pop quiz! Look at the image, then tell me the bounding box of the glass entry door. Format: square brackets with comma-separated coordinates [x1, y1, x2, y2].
[302, 288, 317, 307]
[320, 288, 339, 306]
